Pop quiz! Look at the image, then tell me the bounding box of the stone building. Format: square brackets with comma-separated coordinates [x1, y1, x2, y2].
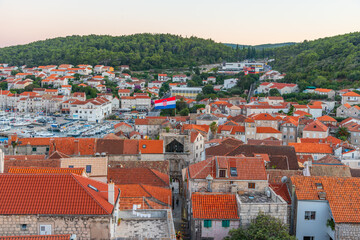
[290, 176, 360, 240]
[280, 117, 298, 145]
[188, 156, 288, 240]
[0, 173, 120, 239]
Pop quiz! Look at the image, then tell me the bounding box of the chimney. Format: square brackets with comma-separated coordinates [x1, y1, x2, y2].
[108, 181, 115, 205]
[206, 174, 213, 192]
[74, 140, 80, 156]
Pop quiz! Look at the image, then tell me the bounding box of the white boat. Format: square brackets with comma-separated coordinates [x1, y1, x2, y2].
[0, 125, 11, 132]
[12, 121, 31, 127]
[35, 132, 54, 137]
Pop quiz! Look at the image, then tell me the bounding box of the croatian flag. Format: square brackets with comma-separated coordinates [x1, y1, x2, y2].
[154, 97, 176, 109]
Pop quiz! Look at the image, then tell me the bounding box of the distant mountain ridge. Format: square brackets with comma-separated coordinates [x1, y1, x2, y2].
[224, 42, 297, 50]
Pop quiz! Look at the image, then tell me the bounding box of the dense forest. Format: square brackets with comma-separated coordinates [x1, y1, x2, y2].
[271, 32, 360, 90]
[0, 34, 239, 70]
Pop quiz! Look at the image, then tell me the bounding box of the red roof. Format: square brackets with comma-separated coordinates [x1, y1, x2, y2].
[317, 115, 337, 122]
[117, 184, 171, 210]
[252, 113, 277, 121]
[188, 156, 267, 180]
[108, 168, 170, 188]
[291, 176, 360, 223]
[0, 174, 119, 215]
[303, 120, 328, 132]
[139, 140, 163, 154]
[8, 167, 84, 175]
[289, 143, 333, 154]
[256, 127, 281, 134]
[192, 193, 239, 219]
[0, 235, 71, 240]
[342, 91, 360, 97]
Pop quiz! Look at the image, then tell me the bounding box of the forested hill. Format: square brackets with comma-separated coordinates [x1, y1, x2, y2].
[270, 32, 360, 89]
[0, 34, 237, 70]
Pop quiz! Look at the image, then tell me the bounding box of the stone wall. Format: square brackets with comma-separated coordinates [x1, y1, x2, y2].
[335, 223, 360, 240]
[0, 215, 112, 240]
[189, 179, 269, 196]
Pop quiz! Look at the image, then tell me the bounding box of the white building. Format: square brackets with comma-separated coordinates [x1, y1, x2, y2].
[172, 74, 188, 82]
[223, 78, 238, 89]
[70, 97, 112, 122]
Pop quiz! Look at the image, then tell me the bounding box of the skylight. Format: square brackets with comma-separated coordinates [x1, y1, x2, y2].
[88, 184, 99, 192]
[230, 167, 237, 177]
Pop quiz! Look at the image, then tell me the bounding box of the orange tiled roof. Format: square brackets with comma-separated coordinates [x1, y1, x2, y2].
[314, 88, 333, 93]
[252, 113, 277, 121]
[289, 142, 333, 154]
[0, 174, 119, 215]
[343, 91, 360, 97]
[188, 156, 267, 180]
[108, 168, 170, 188]
[0, 235, 71, 240]
[8, 167, 84, 175]
[139, 140, 163, 154]
[291, 176, 360, 223]
[192, 193, 239, 219]
[118, 184, 171, 210]
[317, 115, 337, 122]
[256, 127, 281, 134]
[303, 120, 328, 132]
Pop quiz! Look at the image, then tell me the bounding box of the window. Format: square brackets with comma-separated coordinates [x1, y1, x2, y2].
[86, 165, 92, 173]
[304, 211, 316, 220]
[230, 167, 237, 177]
[46, 147, 49, 152]
[248, 183, 255, 189]
[39, 224, 51, 235]
[68, 165, 74, 168]
[283, 135, 286, 139]
[219, 169, 226, 178]
[303, 237, 314, 240]
[32, 147, 37, 152]
[21, 224, 27, 231]
[222, 220, 230, 228]
[204, 220, 212, 228]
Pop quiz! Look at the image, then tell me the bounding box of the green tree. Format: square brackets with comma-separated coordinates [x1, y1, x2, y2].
[209, 122, 218, 135]
[202, 85, 215, 95]
[269, 89, 281, 96]
[225, 212, 296, 240]
[179, 108, 189, 116]
[335, 127, 350, 140]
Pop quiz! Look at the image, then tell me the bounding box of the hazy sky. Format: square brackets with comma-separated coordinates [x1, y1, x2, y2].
[1, 0, 360, 47]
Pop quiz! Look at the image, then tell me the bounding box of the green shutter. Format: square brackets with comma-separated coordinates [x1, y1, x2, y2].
[222, 220, 230, 227]
[204, 220, 212, 228]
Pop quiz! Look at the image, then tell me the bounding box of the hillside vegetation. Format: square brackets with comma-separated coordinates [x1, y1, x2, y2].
[271, 32, 360, 90]
[0, 34, 238, 70]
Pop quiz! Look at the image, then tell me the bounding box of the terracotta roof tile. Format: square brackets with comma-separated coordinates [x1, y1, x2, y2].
[317, 115, 337, 122]
[108, 168, 170, 188]
[0, 174, 119, 215]
[139, 140, 163, 154]
[192, 193, 239, 219]
[188, 156, 267, 180]
[342, 91, 360, 97]
[8, 167, 84, 175]
[291, 176, 360, 223]
[289, 143, 333, 154]
[0, 235, 71, 240]
[303, 120, 328, 132]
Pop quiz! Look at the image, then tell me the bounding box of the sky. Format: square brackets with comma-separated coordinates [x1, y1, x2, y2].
[1, 0, 360, 48]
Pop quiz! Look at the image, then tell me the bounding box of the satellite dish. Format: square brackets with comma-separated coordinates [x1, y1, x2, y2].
[281, 176, 288, 183]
